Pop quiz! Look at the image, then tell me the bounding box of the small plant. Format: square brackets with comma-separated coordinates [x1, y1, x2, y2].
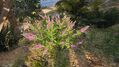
[23, 15, 89, 67]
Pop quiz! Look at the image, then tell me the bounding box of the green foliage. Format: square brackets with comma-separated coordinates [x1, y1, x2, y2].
[84, 24, 119, 62]
[51, 48, 69, 67]
[0, 26, 16, 51]
[23, 16, 83, 67]
[56, 0, 119, 28]
[81, 7, 119, 28]
[56, 0, 88, 16]
[12, 0, 40, 21]
[28, 16, 81, 49]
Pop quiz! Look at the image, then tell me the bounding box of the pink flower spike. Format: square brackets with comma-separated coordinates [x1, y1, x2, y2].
[57, 15, 60, 19]
[80, 26, 90, 33]
[55, 16, 59, 23]
[22, 33, 35, 41]
[47, 21, 51, 29]
[47, 16, 51, 23]
[34, 44, 42, 49]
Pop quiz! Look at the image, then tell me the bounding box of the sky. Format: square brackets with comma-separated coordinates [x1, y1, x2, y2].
[40, 0, 59, 7]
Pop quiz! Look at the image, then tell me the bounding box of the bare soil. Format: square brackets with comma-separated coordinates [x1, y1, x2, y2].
[0, 47, 27, 67]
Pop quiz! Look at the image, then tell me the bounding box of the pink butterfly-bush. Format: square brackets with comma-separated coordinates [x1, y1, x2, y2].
[23, 32, 35, 41]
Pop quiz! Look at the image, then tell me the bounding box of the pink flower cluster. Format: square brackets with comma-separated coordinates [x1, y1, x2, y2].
[23, 33, 35, 41]
[34, 44, 43, 49]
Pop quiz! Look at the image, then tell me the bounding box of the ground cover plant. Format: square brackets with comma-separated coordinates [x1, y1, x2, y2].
[82, 24, 119, 66]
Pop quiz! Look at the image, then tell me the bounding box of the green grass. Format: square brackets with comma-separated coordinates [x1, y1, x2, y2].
[83, 24, 119, 65]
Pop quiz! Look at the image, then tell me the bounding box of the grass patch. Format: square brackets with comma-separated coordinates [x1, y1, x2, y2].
[83, 24, 119, 65]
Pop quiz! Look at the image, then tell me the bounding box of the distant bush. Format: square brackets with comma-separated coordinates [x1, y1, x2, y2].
[56, 0, 88, 17]
[56, 0, 119, 28]
[81, 8, 119, 28]
[13, 0, 40, 21]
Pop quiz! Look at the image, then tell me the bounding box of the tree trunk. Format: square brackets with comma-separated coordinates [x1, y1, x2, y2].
[0, 0, 17, 31]
[0, 0, 19, 50]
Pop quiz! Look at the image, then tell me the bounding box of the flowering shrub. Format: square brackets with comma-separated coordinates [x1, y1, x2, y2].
[23, 15, 89, 66]
[22, 33, 36, 41]
[27, 16, 82, 49]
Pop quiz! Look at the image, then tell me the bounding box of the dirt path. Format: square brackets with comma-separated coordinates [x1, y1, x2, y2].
[0, 47, 28, 67]
[41, 7, 59, 16]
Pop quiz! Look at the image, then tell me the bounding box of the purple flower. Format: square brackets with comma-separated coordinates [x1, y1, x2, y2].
[71, 45, 77, 49]
[34, 44, 42, 49]
[23, 33, 35, 41]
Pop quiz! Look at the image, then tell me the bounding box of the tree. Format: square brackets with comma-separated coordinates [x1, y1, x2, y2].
[0, 0, 40, 51]
[56, 0, 88, 17]
[0, 0, 13, 31]
[13, 0, 40, 21]
[56, 0, 119, 28]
